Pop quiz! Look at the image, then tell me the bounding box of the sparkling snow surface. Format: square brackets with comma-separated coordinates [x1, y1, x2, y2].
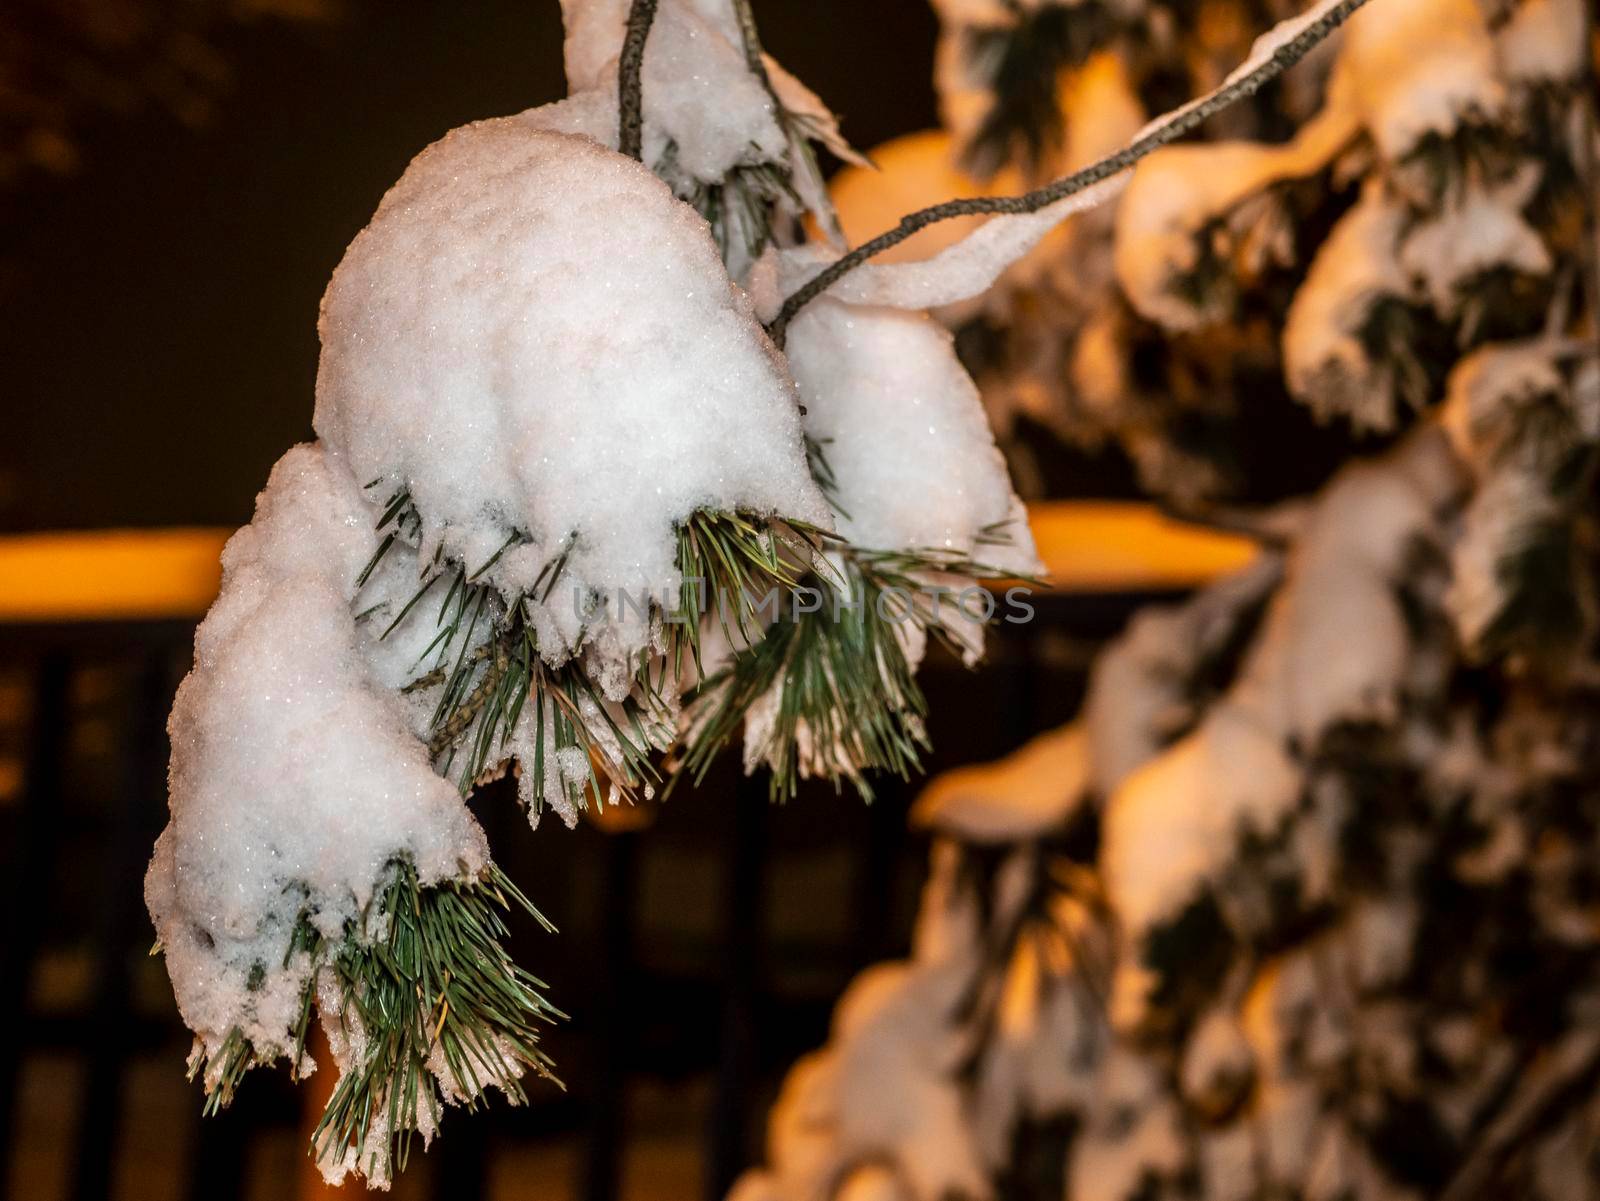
[146, 445, 488, 1074]
[315, 119, 830, 670]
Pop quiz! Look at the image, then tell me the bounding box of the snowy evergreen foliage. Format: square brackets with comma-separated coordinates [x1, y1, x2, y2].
[735, 434, 1600, 1201]
[735, 0, 1600, 1197]
[934, 0, 1594, 511]
[149, 0, 1057, 1183]
[930, 0, 1339, 500]
[143, 0, 1536, 1183]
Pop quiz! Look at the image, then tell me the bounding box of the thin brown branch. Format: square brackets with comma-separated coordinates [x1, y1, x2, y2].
[764, 0, 1371, 346]
[730, 0, 773, 90]
[617, 0, 659, 161]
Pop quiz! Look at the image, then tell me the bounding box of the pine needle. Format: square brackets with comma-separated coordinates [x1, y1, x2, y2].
[183, 859, 561, 1183]
[310, 859, 562, 1178]
[680, 528, 1034, 800]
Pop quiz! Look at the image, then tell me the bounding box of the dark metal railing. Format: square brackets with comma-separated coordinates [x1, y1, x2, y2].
[0, 591, 1158, 1201]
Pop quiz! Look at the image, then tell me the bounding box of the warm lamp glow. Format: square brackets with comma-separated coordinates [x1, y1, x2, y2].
[0, 506, 1253, 625]
[825, 129, 1025, 264]
[0, 528, 228, 622]
[1022, 501, 1257, 591]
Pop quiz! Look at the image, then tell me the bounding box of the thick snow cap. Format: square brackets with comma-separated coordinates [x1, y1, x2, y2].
[315, 118, 830, 662]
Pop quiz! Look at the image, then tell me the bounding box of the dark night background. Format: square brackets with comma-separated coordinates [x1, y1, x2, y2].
[0, 0, 940, 534]
[0, 8, 1343, 1199]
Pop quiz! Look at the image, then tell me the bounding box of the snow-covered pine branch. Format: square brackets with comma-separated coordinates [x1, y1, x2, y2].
[147, 0, 1440, 1182]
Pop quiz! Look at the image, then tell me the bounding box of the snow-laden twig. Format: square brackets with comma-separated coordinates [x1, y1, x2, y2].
[764, 0, 1371, 346]
[731, 0, 772, 87]
[617, 0, 659, 160]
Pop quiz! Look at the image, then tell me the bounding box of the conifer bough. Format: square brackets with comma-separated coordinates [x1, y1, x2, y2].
[146, 0, 1391, 1185]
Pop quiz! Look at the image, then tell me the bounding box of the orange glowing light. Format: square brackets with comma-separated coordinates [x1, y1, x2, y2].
[0, 528, 229, 623]
[0, 505, 1252, 627]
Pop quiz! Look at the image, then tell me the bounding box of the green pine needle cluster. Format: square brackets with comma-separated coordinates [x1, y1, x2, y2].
[358, 488, 837, 814]
[665, 88, 863, 264]
[677, 153, 801, 267]
[679, 557, 929, 802]
[312, 860, 561, 1179]
[358, 488, 660, 813]
[681, 528, 1033, 802]
[349, 481, 1029, 811]
[185, 859, 560, 1182]
[666, 508, 827, 674]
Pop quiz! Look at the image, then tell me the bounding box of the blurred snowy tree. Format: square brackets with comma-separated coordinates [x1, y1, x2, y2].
[923, 0, 1596, 511]
[733, 1, 1600, 1198]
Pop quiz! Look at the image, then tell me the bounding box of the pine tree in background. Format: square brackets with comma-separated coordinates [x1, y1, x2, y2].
[734, 1, 1600, 1198]
[924, 0, 1342, 501]
[919, 0, 1596, 508]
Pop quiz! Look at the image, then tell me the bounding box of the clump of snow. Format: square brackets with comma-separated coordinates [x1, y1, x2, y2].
[1450, 451, 1557, 650]
[146, 443, 488, 1081]
[1102, 708, 1300, 969]
[1439, 341, 1577, 652]
[1494, 0, 1587, 84]
[1114, 102, 1356, 331]
[1441, 340, 1569, 463]
[1282, 182, 1414, 432]
[805, 171, 1136, 315]
[1338, 0, 1504, 165]
[827, 963, 993, 1199]
[1082, 554, 1282, 797]
[1250, 429, 1463, 746]
[1067, 1048, 1188, 1201]
[315, 118, 830, 681]
[742, 962, 992, 1201]
[912, 723, 1090, 842]
[1399, 167, 1550, 316]
[776, 252, 1038, 573]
